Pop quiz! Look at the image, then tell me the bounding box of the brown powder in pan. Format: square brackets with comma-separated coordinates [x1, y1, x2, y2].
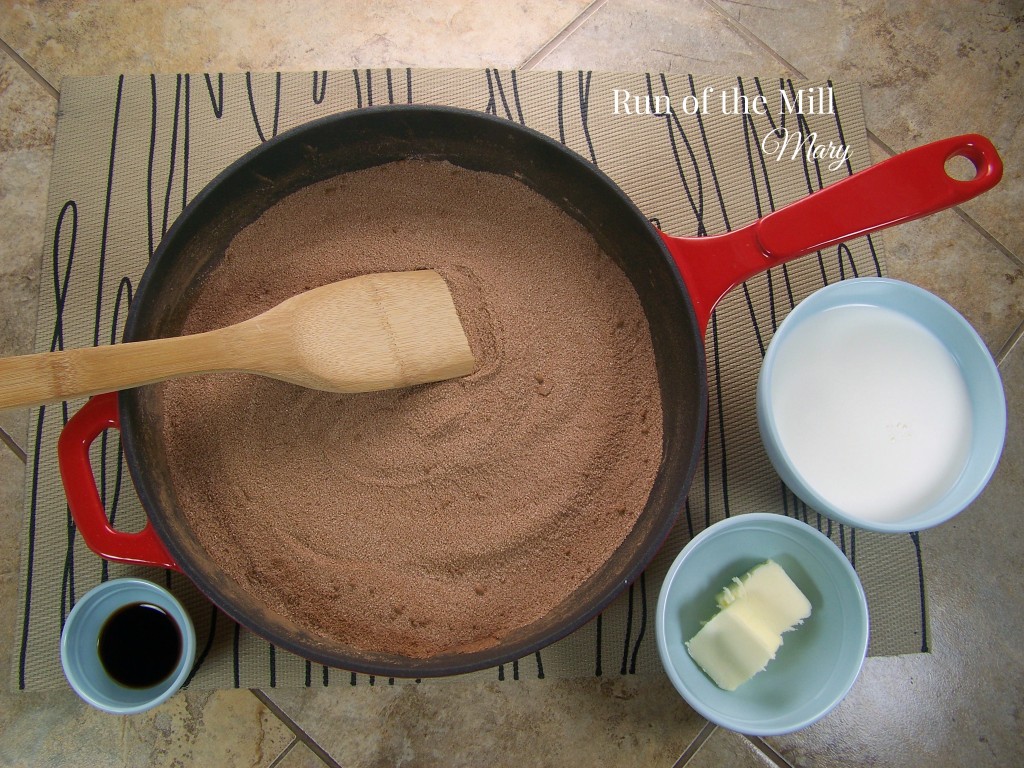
[161, 159, 663, 659]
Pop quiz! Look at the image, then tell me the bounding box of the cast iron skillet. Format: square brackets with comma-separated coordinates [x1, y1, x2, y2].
[58, 106, 1001, 677]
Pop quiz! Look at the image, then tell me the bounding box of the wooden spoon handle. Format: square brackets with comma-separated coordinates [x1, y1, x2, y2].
[0, 330, 251, 409]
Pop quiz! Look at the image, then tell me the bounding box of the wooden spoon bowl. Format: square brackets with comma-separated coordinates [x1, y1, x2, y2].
[0, 270, 475, 409]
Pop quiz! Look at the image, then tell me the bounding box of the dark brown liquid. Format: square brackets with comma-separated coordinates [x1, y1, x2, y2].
[98, 602, 183, 689]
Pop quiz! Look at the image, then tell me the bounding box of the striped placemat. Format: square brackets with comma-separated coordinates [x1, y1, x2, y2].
[13, 69, 927, 690]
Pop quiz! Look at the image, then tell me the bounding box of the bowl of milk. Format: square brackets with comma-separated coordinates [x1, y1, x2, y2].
[757, 278, 1005, 533]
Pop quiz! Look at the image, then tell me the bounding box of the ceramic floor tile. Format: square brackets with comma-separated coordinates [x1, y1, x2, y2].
[265, 676, 705, 768]
[0, 48, 56, 152]
[710, 0, 1024, 261]
[764, 341, 1024, 765]
[270, 738, 331, 768]
[534, 0, 783, 73]
[0, 0, 592, 79]
[684, 727, 777, 768]
[0, 689, 297, 767]
[0, 145, 50, 446]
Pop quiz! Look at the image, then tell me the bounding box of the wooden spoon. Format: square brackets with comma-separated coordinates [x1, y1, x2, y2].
[0, 269, 476, 409]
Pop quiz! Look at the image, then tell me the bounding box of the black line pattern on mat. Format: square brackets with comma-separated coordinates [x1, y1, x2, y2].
[19, 403, 46, 688]
[619, 579, 636, 675]
[51, 201, 77, 625]
[485, 69, 525, 124]
[739, 77, 795, 345]
[578, 71, 595, 163]
[556, 71, 565, 144]
[161, 74, 184, 239]
[187, 605, 220, 685]
[92, 75, 124, 347]
[183, 74, 191, 209]
[646, 74, 706, 234]
[910, 532, 928, 651]
[246, 71, 282, 142]
[233, 623, 241, 688]
[147, 74, 158, 259]
[351, 68, 411, 107]
[313, 70, 327, 104]
[685, 74, 731, 231]
[204, 73, 225, 118]
[352, 69, 363, 108]
[708, 308, 730, 520]
[497, 658, 523, 681]
[554, 70, 595, 161]
[620, 572, 647, 674]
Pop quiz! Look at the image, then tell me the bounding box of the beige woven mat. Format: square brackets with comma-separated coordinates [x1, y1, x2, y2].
[14, 69, 929, 691]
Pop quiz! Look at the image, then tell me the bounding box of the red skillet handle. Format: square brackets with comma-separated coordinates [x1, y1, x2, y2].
[663, 134, 1003, 332]
[57, 392, 180, 571]
[757, 134, 1001, 257]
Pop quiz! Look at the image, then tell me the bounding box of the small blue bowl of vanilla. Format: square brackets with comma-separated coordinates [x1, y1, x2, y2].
[656, 513, 869, 736]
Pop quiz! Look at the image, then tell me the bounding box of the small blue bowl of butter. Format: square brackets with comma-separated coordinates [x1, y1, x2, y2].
[655, 513, 869, 736]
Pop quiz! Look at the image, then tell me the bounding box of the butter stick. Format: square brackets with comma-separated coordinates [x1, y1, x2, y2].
[686, 560, 811, 691]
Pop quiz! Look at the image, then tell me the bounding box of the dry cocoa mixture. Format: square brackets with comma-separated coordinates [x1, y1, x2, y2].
[161, 159, 663, 658]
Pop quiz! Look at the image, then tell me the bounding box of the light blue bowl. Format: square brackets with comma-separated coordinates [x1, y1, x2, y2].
[60, 578, 196, 715]
[656, 513, 868, 736]
[757, 278, 1006, 533]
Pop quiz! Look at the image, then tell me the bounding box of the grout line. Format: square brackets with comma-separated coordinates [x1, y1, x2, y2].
[866, 128, 898, 157]
[703, 0, 805, 78]
[952, 206, 1024, 270]
[744, 735, 797, 768]
[0, 426, 28, 464]
[518, 0, 609, 71]
[0, 36, 59, 99]
[251, 689, 344, 768]
[995, 317, 1024, 366]
[267, 737, 301, 768]
[670, 720, 717, 767]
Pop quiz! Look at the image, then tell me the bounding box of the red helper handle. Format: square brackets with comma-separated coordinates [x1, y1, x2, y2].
[57, 392, 180, 571]
[663, 134, 1003, 333]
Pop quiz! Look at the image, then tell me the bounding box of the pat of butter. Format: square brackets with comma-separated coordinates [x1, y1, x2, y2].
[684, 605, 783, 691]
[685, 560, 811, 691]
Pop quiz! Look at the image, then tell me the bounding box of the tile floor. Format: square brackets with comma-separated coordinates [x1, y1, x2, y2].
[0, 1, 1021, 766]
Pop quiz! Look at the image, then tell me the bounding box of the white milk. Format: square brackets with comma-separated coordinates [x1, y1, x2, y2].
[769, 304, 973, 523]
